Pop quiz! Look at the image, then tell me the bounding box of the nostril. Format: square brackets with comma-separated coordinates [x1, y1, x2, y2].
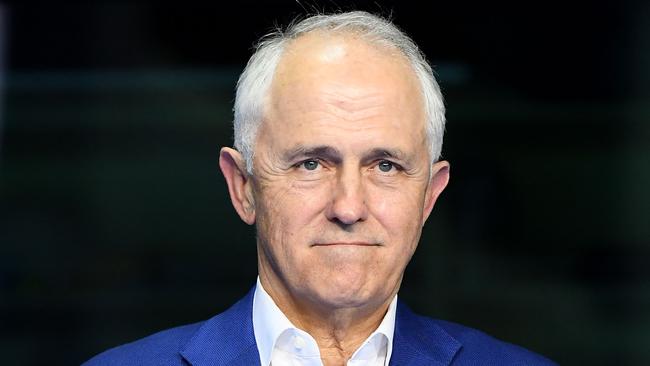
[327, 200, 368, 226]
[331, 218, 355, 231]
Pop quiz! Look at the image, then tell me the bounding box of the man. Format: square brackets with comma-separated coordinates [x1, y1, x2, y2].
[84, 11, 556, 366]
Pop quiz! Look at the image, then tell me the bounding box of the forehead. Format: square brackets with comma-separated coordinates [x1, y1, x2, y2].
[271, 32, 421, 98]
[264, 32, 425, 137]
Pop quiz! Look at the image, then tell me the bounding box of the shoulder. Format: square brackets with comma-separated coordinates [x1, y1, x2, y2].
[82, 289, 257, 366]
[81, 322, 203, 366]
[395, 303, 557, 365]
[432, 318, 557, 365]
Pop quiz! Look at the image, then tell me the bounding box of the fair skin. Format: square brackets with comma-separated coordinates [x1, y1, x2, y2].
[220, 32, 449, 366]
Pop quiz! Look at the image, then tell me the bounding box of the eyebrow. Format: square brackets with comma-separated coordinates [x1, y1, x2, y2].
[283, 145, 410, 165]
[282, 145, 343, 164]
[366, 148, 408, 162]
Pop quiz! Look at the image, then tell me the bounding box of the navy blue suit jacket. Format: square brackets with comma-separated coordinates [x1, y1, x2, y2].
[83, 288, 556, 365]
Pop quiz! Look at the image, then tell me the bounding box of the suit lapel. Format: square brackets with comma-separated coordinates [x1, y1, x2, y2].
[389, 301, 462, 366]
[180, 288, 261, 366]
[178, 291, 460, 366]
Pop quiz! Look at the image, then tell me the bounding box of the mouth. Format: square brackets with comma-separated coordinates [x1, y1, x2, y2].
[312, 242, 380, 247]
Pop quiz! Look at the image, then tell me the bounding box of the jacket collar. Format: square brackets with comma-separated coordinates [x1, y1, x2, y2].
[180, 287, 261, 366]
[389, 301, 462, 366]
[179, 288, 461, 366]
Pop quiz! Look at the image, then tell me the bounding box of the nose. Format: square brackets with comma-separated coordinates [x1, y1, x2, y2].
[325, 167, 368, 225]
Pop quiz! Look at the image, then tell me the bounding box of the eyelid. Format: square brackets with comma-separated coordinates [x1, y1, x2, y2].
[376, 159, 403, 170]
[294, 157, 321, 165]
[293, 157, 325, 171]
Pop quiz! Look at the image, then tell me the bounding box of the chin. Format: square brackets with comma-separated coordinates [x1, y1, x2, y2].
[308, 275, 378, 308]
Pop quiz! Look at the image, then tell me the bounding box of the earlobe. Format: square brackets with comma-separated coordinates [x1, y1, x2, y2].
[219, 147, 256, 225]
[422, 160, 450, 226]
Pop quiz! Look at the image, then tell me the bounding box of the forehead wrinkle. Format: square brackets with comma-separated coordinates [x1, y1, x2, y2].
[319, 87, 385, 111]
[271, 91, 390, 127]
[292, 86, 405, 127]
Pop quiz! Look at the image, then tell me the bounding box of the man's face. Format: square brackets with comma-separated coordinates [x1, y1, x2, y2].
[235, 34, 448, 312]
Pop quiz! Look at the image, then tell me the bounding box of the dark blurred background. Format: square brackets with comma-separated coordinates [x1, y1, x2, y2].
[0, 1, 648, 365]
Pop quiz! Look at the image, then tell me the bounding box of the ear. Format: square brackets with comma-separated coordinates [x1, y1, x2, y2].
[421, 160, 450, 226]
[219, 147, 256, 225]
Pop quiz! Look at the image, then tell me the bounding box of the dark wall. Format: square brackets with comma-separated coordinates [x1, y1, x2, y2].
[1, 2, 648, 365]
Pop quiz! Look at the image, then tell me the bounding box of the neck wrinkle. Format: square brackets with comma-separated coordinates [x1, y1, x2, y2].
[256, 274, 397, 362]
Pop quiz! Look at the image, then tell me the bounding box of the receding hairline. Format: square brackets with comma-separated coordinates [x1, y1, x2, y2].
[263, 30, 426, 122]
[276, 28, 417, 70]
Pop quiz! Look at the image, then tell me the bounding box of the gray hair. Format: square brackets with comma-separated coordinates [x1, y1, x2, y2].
[233, 11, 445, 173]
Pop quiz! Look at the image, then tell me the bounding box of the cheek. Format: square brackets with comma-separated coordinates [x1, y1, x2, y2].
[257, 181, 332, 239]
[368, 186, 424, 234]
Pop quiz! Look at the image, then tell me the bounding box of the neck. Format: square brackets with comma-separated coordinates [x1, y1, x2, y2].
[259, 274, 395, 365]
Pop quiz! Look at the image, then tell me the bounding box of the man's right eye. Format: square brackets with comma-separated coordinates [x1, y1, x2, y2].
[301, 160, 320, 171]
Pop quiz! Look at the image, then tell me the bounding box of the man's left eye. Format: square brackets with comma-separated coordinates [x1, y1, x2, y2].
[377, 160, 394, 172]
[301, 160, 320, 171]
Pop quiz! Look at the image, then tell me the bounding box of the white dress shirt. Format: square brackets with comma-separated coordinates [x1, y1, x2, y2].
[252, 278, 397, 366]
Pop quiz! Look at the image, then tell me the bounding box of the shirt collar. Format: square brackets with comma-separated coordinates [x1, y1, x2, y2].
[362, 293, 397, 363]
[252, 277, 397, 366]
